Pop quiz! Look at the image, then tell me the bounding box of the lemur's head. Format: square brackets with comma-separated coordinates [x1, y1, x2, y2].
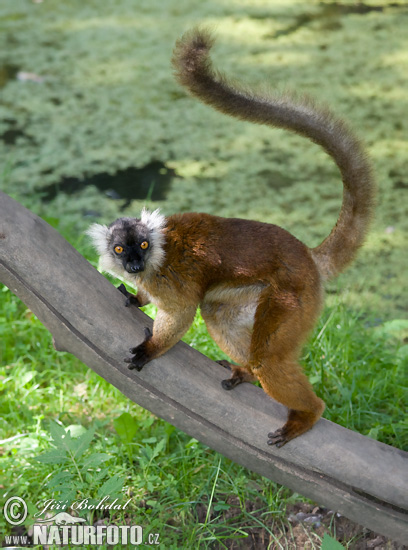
[87, 208, 166, 279]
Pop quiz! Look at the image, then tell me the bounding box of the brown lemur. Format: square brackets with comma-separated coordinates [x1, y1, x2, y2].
[87, 29, 375, 447]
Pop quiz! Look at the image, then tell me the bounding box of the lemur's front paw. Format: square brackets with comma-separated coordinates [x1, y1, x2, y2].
[124, 327, 153, 371]
[117, 283, 141, 308]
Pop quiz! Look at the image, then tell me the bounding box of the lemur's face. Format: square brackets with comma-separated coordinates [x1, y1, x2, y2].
[106, 218, 150, 274]
[87, 209, 166, 279]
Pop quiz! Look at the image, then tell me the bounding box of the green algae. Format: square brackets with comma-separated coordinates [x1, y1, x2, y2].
[0, 0, 407, 318]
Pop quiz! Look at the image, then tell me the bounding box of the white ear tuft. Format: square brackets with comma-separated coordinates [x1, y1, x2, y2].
[86, 223, 110, 255]
[140, 208, 166, 271]
[140, 208, 166, 233]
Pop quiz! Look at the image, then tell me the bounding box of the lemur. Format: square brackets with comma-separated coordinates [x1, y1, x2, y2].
[88, 29, 375, 446]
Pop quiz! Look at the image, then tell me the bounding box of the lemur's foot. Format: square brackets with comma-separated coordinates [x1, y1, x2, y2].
[267, 408, 322, 448]
[217, 360, 256, 391]
[267, 427, 289, 448]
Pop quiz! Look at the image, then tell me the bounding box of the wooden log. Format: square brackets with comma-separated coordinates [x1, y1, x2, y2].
[0, 191, 407, 544]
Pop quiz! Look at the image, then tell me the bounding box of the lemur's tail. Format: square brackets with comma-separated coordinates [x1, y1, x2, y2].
[172, 28, 375, 280]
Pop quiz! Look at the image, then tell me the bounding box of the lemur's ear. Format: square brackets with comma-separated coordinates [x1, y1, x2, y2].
[139, 209, 166, 271]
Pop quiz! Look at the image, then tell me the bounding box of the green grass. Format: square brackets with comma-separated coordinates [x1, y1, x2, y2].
[1, 239, 406, 547]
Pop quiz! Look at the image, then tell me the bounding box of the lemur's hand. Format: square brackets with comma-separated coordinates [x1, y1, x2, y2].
[124, 327, 153, 371]
[117, 283, 141, 308]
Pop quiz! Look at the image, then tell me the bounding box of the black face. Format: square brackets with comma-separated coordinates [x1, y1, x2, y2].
[108, 218, 150, 274]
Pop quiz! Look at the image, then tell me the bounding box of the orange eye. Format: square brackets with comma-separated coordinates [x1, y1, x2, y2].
[140, 241, 149, 250]
[114, 245, 123, 254]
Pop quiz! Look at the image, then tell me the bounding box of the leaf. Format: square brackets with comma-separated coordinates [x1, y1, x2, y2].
[81, 453, 111, 472]
[66, 424, 87, 438]
[97, 474, 125, 499]
[152, 439, 166, 459]
[95, 468, 111, 481]
[35, 448, 68, 464]
[20, 371, 36, 386]
[213, 502, 230, 512]
[309, 374, 321, 385]
[49, 420, 67, 447]
[58, 487, 77, 504]
[142, 437, 157, 444]
[321, 534, 345, 550]
[73, 426, 96, 459]
[141, 445, 152, 461]
[113, 412, 138, 444]
[49, 421, 76, 454]
[46, 471, 74, 489]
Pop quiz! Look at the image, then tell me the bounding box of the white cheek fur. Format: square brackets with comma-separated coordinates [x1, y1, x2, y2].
[87, 223, 121, 277]
[86, 223, 110, 256]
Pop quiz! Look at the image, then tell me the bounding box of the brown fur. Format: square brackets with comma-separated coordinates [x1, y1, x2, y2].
[124, 214, 325, 446]
[96, 29, 376, 447]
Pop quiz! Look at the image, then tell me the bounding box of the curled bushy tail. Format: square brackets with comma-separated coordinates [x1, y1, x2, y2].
[172, 28, 375, 280]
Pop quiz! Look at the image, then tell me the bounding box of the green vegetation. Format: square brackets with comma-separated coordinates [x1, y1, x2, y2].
[1, 0, 407, 547]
